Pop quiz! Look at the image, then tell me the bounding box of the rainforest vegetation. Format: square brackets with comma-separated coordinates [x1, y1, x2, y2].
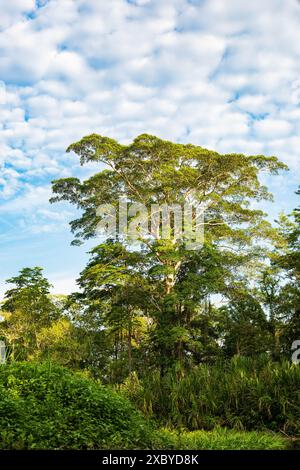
[1, 134, 300, 449]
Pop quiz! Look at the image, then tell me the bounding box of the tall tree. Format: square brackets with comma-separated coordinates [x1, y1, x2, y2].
[51, 134, 286, 372]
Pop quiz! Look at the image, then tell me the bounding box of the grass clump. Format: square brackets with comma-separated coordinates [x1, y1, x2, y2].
[153, 428, 287, 450]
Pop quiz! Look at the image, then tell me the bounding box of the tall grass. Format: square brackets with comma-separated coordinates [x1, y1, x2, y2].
[122, 356, 300, 435]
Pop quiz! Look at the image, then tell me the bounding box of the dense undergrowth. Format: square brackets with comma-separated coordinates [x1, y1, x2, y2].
[0, 361, 293, 449]
[122, 356, 300, 435]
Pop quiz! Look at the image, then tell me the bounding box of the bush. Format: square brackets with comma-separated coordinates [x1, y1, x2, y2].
[123, 356, 300, 435]
[0, 362, 153, 449]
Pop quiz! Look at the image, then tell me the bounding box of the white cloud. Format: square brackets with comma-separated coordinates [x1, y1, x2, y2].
[254, 119, 293, 139]
[234, 95, 275, 115]
[0, 0, 300, 244]
[0, 0, 35, 30]
[0, 184, 51, 213]
[0, 22, 66, 84]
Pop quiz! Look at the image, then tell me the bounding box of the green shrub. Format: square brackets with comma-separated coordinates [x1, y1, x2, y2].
[0, 362, 154, 449]
[123, 356, 300, 435]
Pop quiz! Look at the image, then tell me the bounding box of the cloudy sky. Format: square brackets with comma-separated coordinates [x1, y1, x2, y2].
[0, 0, 300, 296]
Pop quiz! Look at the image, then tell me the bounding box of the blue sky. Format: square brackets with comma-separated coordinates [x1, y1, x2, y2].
[1, 0, 300, 297]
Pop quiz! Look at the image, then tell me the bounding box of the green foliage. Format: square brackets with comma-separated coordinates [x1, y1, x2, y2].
[275, 188, 300, 284]
[220, 295, 272, 357]
[122, 356, 300, 435]
[0, 362, 153, 449]
[51, 133, 287, 370]
[34, 318, 89, 368]
[152, 428, 287, 450]
[0, 268, 60, 361]
[1, 136, 299, 450]
[0, 362, 288, 450]
[51, 133, 287, 246]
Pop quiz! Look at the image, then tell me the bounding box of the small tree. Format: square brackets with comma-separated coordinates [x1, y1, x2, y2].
[0, 267, 59, 360]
